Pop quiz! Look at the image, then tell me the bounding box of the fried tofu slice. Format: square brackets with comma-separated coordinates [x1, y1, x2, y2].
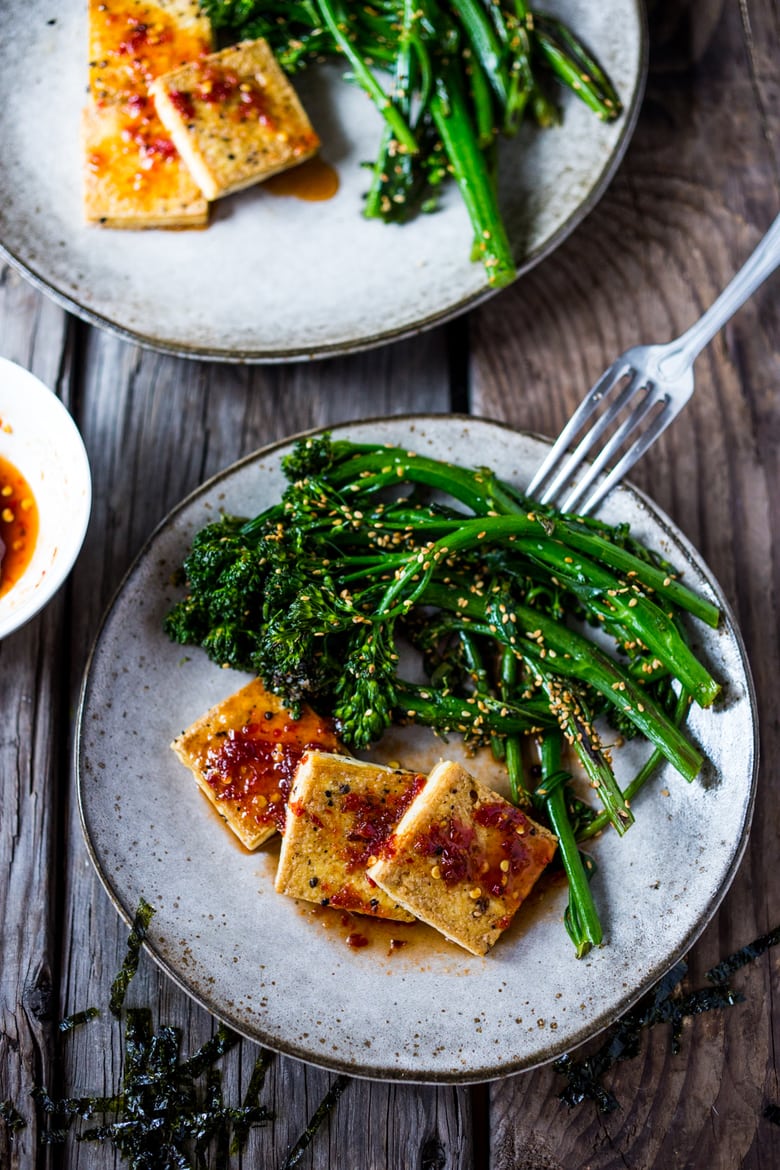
[88, 0, 212, 104]
[276, 752, 427, 922]
[85, 0, 212, 227]
[149, 38, 320, 201]
[83, 100, 208, 228]
[367, 761, 557, 956]
[171, 679, 342, 851]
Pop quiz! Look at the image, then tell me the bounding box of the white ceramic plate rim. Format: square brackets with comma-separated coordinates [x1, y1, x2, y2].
[75, 415, 757, 1083]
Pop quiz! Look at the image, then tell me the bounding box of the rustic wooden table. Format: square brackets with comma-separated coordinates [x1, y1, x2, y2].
[2, 2, 779, 1167]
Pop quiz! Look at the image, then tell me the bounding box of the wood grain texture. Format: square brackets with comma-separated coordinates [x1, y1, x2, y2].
[1, 1, 778, 1167]
[471, 2, 780, 1167]
[0, 266, 72, 1170]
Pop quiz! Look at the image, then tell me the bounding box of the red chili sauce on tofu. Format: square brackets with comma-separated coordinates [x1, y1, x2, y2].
[411, 800, 535, 901]
[0, 455, 39, 599]
[204, 709, 339, 833]
[86, 97, 187, 208]
[341, 775, 427, 872]
[90, 3, 212, 97]
[180, 63, 275, 126]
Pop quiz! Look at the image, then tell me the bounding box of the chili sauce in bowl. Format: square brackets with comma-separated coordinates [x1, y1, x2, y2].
[0, 358, 91, 638]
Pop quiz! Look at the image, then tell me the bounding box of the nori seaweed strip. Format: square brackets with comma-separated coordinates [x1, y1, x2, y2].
[281, 1074, 351, 1169]
[32, 1086, 83, 1144]
[194, 1067, 229, 1169]
[109, 898, 155, 1017]
[555, 960, 690, 1111]
[0, 1098, 26, 1133]
[180, 1025, 241, 1078]
[555, 927, 778, 1113]
[706, 923, 780, 985]
[29, 898, 273, 1164]
[59, 1006, 100, 1033]
[764, 1104, 780, 1125]
[230, 1048, 276, 1155]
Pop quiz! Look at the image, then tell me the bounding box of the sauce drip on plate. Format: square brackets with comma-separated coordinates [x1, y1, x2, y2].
[265, 156, 339, 202]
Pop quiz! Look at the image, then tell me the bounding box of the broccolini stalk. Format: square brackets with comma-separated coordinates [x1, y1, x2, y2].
[533, 14, 623, 121]
[579, 687, 693, 842]
[429, 63, 517, 288]
[499, 645, 530, 805]
[420, 579, 704, 783]
[314, 0, 418, 154]
[536, 732, 602, 957]
[313, 441, 721, 629]
[530, 662, 633, 836]
[396, 680, 553, 739]
[368, 515, 718, 716]
[512, 534, 720, 707]
[451, 0, 511, 105]
[200, 2, 623, 287]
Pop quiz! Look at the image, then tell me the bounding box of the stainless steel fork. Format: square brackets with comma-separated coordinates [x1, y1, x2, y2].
[526, 213, 780, 515]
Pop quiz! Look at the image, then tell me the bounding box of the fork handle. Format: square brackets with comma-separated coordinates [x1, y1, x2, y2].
[663, 212, 780, 374]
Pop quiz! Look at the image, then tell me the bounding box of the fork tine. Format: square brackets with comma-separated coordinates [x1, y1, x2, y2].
[525, 359, 633, 499]
[574, 396, 679, 516]
[561, 384, 668, 513]
[534, 370, 642, 505]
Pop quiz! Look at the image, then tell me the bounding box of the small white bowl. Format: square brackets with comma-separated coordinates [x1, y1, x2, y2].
[0, 358, 91, 638]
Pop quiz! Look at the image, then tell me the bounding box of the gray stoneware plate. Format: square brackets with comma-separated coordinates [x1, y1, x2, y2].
[0, 1, 645, 361]
[76, 416, 758, 1084]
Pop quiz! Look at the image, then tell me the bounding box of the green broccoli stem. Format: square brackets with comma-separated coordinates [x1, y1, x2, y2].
[499, 645, 530, 804]
[317, 443, 721, 629]
[313, 0, 418, 154]
[529, 660, 633, 836]
[578, 687, 693, 842]
[532, 14, 622, 122]
[325, 443, 523, 515]
[372, 516, 718, 714]
[428, 64, 516, 288]
[395, 680, 553, 737]
[419, 579, 704, 783]
[536, 732, 603, 957]
[451, 0, 511, 104]
[512, 535, 721, 707]
[459, 629, 506, 761]
[556, 523, 721, 630]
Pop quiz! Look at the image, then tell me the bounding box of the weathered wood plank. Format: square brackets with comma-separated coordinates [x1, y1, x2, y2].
[0, 265, 73, 1170]
[471, 2, 780, 1166]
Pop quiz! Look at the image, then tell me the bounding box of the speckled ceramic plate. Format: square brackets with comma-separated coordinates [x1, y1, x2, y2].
[0, 2, 645, 361]
[76, 417, 757, 1083]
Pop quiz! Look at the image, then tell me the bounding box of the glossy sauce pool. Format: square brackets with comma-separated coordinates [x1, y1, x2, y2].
[0, 454, 39, 598]
[265, 156, 340, 202]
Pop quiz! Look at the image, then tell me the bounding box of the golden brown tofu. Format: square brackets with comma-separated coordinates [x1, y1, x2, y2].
[367, 761, 558, 956]
[149, 38, 320, 201]
[88, 0, 212, 104]
[171, 679, 342, 851]
[276, 752, 426, 922]
[85, 0, 212, 227]
[82, 100, 208, 228]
